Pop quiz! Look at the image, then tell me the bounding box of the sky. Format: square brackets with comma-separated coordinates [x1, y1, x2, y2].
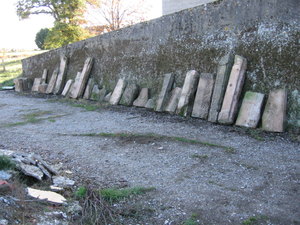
[0, 0, 162, 50]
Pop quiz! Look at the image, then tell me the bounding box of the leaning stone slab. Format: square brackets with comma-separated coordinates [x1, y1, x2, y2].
[235, 92, 265, 128]
[98, 88, 108, 101]
[218, 55, 247, 124]
[61, 79, 73, 97]
[32, 78, 42, 92]
[208, 54, 234, 123]
[165, 87, 182, 114]
[38, 84, 48, 94]
[104, 92, 112, 102]
[176, 70, 200, 117]
[83, 78, 95, 99]
[145, 99, 155, 109]
[192, 73, 215, 119]
[19, 164, 44, 181]
[54, 55, 68, 95]
[46, 68, 59, 94]
[69, 57, 94, 99]
[14, 78, 24, 92]
[109, 79, 127, 105]
[41, 69, 48, 83]
[90, 85, 100, 100]
[156, 73, 175, 112]
[27, 188, 66, 204]
[120, 83, 139, 106]
[262, 89, 287, 132]
[133, 88, 149, 107]
[52, 176, 75, 188]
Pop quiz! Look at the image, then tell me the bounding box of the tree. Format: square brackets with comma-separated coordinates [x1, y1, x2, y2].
[35, 28, 50, 50]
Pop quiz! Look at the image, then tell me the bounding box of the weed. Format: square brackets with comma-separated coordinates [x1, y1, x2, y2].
[224, 147, 236, 154]
[242, 215, 269, 225]
[183, 213, 199, 225]
[191, 154, 208, 160]
[75, 186, 87, 198]
[48, 119, 56, 123]
[242, 216, 258, 225]
[70, 103, 98, 111]
[0, 155, 15, 170]
[247, 129, 265, 141]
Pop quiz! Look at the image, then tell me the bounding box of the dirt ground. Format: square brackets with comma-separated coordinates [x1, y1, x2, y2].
[0, 90, 299, 225]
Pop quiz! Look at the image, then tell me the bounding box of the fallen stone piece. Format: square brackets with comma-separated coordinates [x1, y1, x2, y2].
[218, 55, 247, 124]
[235, 91, 265, 128]
[31, 78, 42, 92]
[41, 69, 48, 83]
[46, 68, 59, 94]
[1, 86, 14, 90]
[176, 70, 200, 117]
[54, 55, 68, 95]
[50, 186, 63, 192]
[208, 53, 234, 123]
[165, 87, 181, 114]
[0, 219, 8, 225]
[19, 164, 44, 181]
[133, 88, 149, 107]
[145, 99, 155, 109]
[156, 73, 175, 112]
[52, 176, 75, 188]
[83, 78, 95, 99]
[69, 57, 94, 99]
[31, 154, 58, 175]
[38, 84, 48, 94]
[104, 92, 112, 102]
[67, 201, 82, 215]
[61, 79, 73, 97]
[109, 79, 127, 105]
[192, 73, 215, 119]
[37, 163, 52, 179]
[262, 89, 287, 132]
[27, 187, 66, 204]
[120, 83, 139, 106]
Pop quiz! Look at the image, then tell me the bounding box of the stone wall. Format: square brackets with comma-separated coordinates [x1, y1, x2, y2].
[162, 0, 216, 15]
[22, 0, 300, 131]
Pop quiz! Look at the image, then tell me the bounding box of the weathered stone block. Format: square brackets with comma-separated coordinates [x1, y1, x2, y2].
[54, 55, 68, 95]
[98, 88, 108, 102]
[192, 73, 215, 119]
[104, 92, 112, 102]
[14, 78, 32, 92]
[145, 99, 155, 109]
[156, 73, 175, 112]
[262, 89, 287, 132]
[165, 87, 182, 114]
[41, 69, 48, 83]
[176, 70, 199, 117]
[14, 78, 24, 92]
[46, 68, 59, 94]
[109, 79, 127, 105]
[208, 54, 234, 123]
[133, 88, 149, 107]
[32, 78, 42, 92]
[83, 78, 95, 99]
[235, 91, 265, 128]
[120, 83, 139, 106]
[38, 84, 48, 93]
[61, 79, 73, 97]
[218, 55, 247, 124]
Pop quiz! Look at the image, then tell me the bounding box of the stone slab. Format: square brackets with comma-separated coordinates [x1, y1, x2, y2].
[90, 85, 100, 100]
[83, 78, 95, 99]
[61, 79, 73, 97]
[104, 92, 112, 102]
[54, 55, 68, 95]
[14, 78, 24, 92]
[41, 69, 48, 83]
[235, 91, 265, 128]
[133, 88, 149, 107]
[145, 99, 155, 109]
[109, 79, 127, 105]
[31, 78, 42, 92]
[120, 83, 139, 106]
[38, 84, 48, 94]
[208, 54, 234, 123]
[165, 87, 182, 114]
[69, 57, 93, 99]
[262, 89, 287, 132]
[27, 187, 66, 204]
[218, 55, 247, 124]
[176, 70, 199, 117]
[14, 78, 31, 92]
[192, 73, 215, 119]
[156, 73, 175, 112]
[98, 88, 108, 101]
[45, 68, 59, 94]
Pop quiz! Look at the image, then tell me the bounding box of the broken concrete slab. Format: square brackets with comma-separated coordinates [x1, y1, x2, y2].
[52, 176, 75, 188]
[61, 79, 73, 97]
[83, 78, 95, 99]
[54, 55, 68, 95]
[19, 164, 44, 181]
[218, 55, 247, 124]
[46, 68, 59, 94]
[208, 54, 234, 123]
[133, 88, 149, 107]
[145, 98, 155, 109]
[165, 87, 182, 114]
[69, 57, 94, 99]
[119, 83, 139, 106]
[31, 78, 42, 92]
[262, 89, 287, 132]
[176, 70, 200, 117]
[38, 84, 48, 94]
[156, 73, 175, 112]
[235, 91, 265, 128]
[109, 79, 127, 105]
[27, 187, 66, 204]
[192, 73, 215, 119]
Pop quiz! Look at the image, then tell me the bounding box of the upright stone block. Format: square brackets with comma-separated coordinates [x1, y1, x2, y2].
[176, 70, 199, 117]
[41, 69, 48, 83]
[165, 87, 182, 114]
[14, 78, 24, 92]
[38, 84, 48, 93]
[109, 79, 127, 105]
[46, 68, 59, 94]
[31, 78, 42, 92]
[83, 78, 95, 99]
[156, 73, 175, 112]
[54, 55, 68, 95]
[236, 91, 265, 128]
[208, 54, 234, 123]
[61, 79, 73, 97]
[192, 73, 215, 119]
[120, 83, 139, 106]
[98, 88, 108, 102]
[262, 89, 287, 132]
[218, 55, 247, 124]
[69, 57, 94, 99]
[145, 99, 155, 109]
[133, 88, 149, 107]
[104, 92, 112, 102]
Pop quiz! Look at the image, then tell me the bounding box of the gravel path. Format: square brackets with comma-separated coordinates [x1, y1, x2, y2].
[0, 91, 299, 225]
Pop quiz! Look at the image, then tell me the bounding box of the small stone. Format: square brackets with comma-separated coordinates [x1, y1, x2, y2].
[165, 87, 182, 114]
[156, 73, 175, 112]
[109, 79, 127, 105]
[54, 55, 68, 95]
[50, 186, 64, 191]
[0, 219, 8, 225]
[133, 88, 149, 107]
[119, 83, 139, 106]
[61, 79, 73, 97]
[145, 99, 155, 109]
[52, 176, 75, 188]
[67, 201, 82, 214]
[27, 187, 66, 204]
[20, 164, 44, 181]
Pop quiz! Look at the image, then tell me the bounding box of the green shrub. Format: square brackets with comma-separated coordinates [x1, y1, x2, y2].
[0, 155, 15, 170]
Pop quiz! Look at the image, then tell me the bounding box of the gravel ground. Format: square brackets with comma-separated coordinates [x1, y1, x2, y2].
[0, 91, 299, 225]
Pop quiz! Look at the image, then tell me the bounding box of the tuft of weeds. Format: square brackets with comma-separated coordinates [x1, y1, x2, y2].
[191, 154, 208, 160]
[242, 215, 269, 225]
[70, 103, 98, 111]
[224, 147, 236, 154]
[0, 155, 15, 170]
[75, 186, 87, 198]
[183, 213, 199, 225]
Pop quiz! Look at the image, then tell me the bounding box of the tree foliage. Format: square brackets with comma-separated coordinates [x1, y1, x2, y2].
[35, 28, 50, 50]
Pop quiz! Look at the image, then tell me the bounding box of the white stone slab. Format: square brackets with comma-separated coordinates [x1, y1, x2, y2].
[133, 88, 149, 107]
[31, 78, 42, 92]
[54, 55, 68, 95]
[61, 79, 73, 97]
[83, 78, 95, 99]
[165, 87, 182, 114]
[46, 68, 59, 94]
[156, 73, 175, 112]
[109, 79, 127, 105]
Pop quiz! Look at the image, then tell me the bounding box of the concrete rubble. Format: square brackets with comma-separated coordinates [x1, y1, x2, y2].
[156, 73, 175, 112]
[109, 79, 127, 105]
[104, 92, 112, 102]
[133, 88, 149, 107]
[120, 83, 139, 106]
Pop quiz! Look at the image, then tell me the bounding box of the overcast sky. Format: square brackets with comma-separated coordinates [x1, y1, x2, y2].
[0, 0, 162, 50]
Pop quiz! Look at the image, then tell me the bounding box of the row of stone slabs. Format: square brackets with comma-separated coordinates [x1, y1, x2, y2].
[14, 54, 287, 132]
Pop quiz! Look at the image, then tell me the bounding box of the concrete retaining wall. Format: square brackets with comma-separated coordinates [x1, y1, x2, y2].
[22, 0, 300, 131]
[162, 0, 216, 15]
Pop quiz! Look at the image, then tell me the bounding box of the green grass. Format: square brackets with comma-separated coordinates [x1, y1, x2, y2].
[70, 103, 99, 111]
[75, 186, 87, 198]
[191, 154, 208, 160]
[0, 155, 15, 170]
[100, 186, 155, 202]
[183, 213, 199, 225]
[242, 215, 269, 225]
[242, 216, 258, 225]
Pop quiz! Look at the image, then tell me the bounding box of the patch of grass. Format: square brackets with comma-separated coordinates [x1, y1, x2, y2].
[247, 129, 265, 141]
[48, 119, 56, 122]
[224, 147, 236, 154]
[70, 103, 98, 111]
[183, 213, 199, 225]
[191, 154, 208, 160]
[242, 215, 269, 225]
[100, 186, 155, 203]
[0, 155, 15, 170]
[75, 186, 87, 198]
